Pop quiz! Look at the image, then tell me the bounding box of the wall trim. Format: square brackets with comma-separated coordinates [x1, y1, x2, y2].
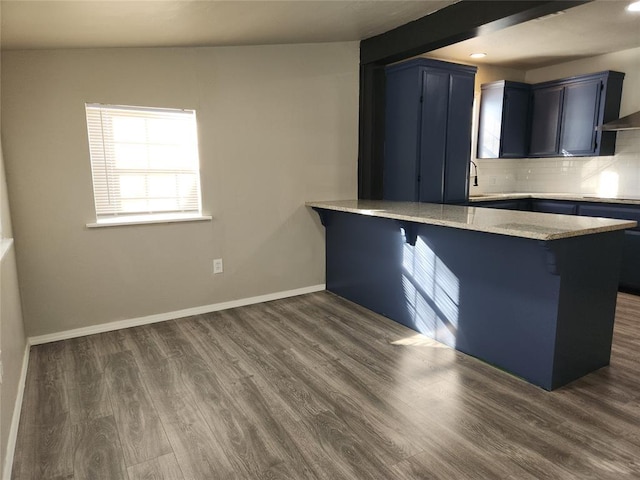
[2, 343, 30, 480]
[28, 284, 326, 345]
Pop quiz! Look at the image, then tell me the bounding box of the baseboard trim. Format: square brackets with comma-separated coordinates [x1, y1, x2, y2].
[28, 284, 326, 346]
[2, 343, 30, 480]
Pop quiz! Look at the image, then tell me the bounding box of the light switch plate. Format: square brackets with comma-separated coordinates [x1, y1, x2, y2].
[213, 258, 224, 274]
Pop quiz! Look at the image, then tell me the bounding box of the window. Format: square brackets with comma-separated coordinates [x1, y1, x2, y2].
[85, 103, 208, 226]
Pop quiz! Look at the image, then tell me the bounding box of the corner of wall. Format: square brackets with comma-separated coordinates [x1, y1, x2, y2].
[0, 0, 31, 474]
[1, 343, 29, 480]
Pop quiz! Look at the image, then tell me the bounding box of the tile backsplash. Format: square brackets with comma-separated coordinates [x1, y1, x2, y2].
[470, 130, 640, 198]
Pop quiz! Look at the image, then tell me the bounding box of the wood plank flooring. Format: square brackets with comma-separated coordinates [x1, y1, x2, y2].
[11, 291, 640, 479]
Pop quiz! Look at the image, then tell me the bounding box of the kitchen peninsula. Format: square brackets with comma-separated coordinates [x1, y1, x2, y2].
[308, 199, 636, 390]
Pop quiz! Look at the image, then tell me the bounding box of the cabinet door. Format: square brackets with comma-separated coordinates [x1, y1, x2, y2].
[559, 78, 602, 155]
[477, 82, 530, 159]
[383, 67, 422, 201]
[529, 86, 564, 156]
[501, 87, 530, 157]
[444, 72, 474, 203]
[418, 69, 449, 203]
[477, 86, 504, 159]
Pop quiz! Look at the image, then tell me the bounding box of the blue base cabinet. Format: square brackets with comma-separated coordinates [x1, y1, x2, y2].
[384, 59, 476, 204]
[472, 198, 640, 291]
[576, 203, 640, 291]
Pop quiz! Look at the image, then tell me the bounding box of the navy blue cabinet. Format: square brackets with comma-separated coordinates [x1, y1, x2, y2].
[472, 197, 640, 291]
[477, 81, 531, 159]
[529, 85, 564, 156]
[559, 78, 603, 155]
[531, 200, 577, 215]
[529, 71, 625, 157]
[472, 199, 530, 211]
[575, 203, 640, 291]
[477, 71, 624, 159]
[384, 59, 476, 204]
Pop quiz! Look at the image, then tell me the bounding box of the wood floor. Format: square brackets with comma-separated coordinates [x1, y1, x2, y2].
[10, 291, 640, 479]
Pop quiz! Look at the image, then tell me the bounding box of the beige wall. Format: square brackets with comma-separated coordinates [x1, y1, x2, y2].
[0, 0, 29, 473]
[2, 43, 359, 337]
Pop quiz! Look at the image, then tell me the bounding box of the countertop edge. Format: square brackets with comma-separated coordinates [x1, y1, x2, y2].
[306, 201, 637, 241]
[468, 193, 640, 205]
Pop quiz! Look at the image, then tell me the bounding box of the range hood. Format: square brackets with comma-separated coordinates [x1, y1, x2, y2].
[599, 111, 640, 131]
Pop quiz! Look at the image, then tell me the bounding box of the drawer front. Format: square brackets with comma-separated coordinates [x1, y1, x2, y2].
[531, 200, 577, 215]
[472, 199, 530, 210]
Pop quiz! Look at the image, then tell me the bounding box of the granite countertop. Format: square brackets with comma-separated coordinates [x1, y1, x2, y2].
[306, 199, 636, 241]
[468, 193, 640, 205]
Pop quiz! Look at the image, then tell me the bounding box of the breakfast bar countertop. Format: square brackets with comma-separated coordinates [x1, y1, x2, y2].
[306, 199, 637, 241]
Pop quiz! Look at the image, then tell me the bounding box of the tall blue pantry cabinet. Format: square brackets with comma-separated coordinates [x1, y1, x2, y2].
[383, 58, 477, 203]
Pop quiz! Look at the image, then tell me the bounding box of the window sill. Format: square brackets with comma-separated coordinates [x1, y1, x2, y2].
[86, 214, 212, 228]
[1, 238, 14, 261]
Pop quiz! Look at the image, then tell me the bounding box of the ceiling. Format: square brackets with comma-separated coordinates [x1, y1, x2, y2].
[1, 1, 637, 70]
[428, 1, 640, 70]
[0, 0, 456, 50]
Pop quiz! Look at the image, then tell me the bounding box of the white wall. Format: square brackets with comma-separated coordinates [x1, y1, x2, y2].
[473, 46, 640, 196]
[2, 43, 359, 337]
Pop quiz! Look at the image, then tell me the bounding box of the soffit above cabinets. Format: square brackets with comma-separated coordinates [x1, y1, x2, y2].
[0, 0, 455, 50]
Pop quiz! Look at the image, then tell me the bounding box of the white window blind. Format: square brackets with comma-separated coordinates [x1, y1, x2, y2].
[85, 103, 203, 221]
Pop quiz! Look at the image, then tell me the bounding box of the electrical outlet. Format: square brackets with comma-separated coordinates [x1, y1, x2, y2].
[213, 258, 224, 274]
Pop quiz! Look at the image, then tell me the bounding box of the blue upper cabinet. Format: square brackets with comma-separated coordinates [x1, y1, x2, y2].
[529, 85, 564, 156]
[477, 81, 531, 159]
[529, 71, 625, 157]
[478, 71, 624, 159]
[384, 58, 476, 204]
[559, 77, 603, 155]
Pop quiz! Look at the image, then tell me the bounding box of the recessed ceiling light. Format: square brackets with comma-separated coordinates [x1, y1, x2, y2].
[470, 53, 487, 59]
[627, 1, 640, 12]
